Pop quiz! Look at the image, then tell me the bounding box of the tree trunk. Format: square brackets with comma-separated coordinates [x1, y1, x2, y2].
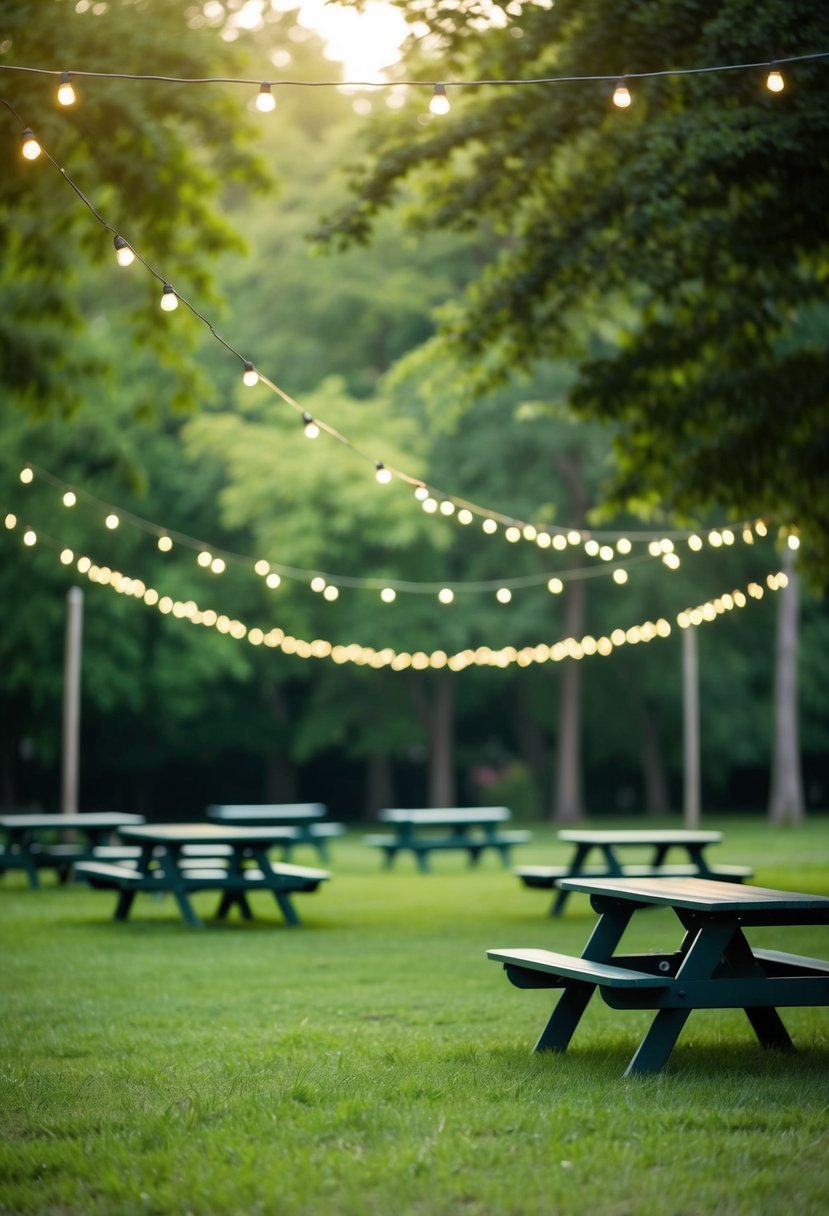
[514, 684, 550, 815]
[262, 683, 297, 801]
[365, 751, 394, 818]
[682, 625, 700, 828]
[641, 707, 670, 815]
[410, 671, 457, 807]
[552, 576, 586, 822]
[769, 546, 805, 824]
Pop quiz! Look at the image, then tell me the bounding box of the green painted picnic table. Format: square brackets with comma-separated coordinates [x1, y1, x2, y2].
[75, 822, 330, 928]
[0, 812, 145, 889]
[207, 803, 345, 862]
[515, 828, 753, 916]
[366, 807, 531, 872]
[489, 876, 829, 1076]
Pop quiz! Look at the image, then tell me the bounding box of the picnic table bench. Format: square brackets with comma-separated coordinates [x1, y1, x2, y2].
[74, 823, 330, 928]
[489, 876, 829, 1076]
[206, 803, 345, 862]
[0, 812, 146, 888]
[366, 807, 531, 872]
[515, 828, 753, 916]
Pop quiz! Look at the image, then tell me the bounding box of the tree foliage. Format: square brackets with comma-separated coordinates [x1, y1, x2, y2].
[317, 0, 829, 586]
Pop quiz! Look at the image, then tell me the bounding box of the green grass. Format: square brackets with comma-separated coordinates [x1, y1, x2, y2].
[1, 816, 828, 1215]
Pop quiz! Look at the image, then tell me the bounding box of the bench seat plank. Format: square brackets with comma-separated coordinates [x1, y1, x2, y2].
[487, 947, 672, 988]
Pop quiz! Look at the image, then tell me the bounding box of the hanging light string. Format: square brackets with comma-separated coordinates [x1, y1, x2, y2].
[3, 513, 788, 670]
[1, 50, 827, 93]
[4, 100, 790, 556]
[13, 463, 782, 604]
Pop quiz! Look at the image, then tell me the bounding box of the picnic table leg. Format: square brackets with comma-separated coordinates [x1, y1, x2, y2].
[215, 891, 254, 921]
[415, 850, 431, 874]
[271, 889, 300, 926]
[535, 899, 635, 1053]
[721, 928, 794, 1051]
[624, 918, 737, 1076]
[550, 844, 592, 916]
[114, 888, 137, 921]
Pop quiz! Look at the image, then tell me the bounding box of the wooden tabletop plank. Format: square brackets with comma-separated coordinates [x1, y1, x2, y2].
[559, 876, 829, 912]
[557, 829, 722, 846]
[0, 813, 145, 830]
[379, 807, 510, 825]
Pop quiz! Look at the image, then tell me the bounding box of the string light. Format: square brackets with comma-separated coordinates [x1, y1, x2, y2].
[21, 127, 41, 159]
[62, 491, 76, 507]
[113, 235, 135, 267]
[57, 72, 76, 106]
[242, 361, 259, 387]
[766, 65, 784, 92]
[255, 82, 276, 112]
[612, 79, 632, 108]
[429, 83, 450, 115]
[19, 466, 34, 484]
[302, 412, 320, 439]
[160, 283, 178, 311]
[375, 461, 392, 485]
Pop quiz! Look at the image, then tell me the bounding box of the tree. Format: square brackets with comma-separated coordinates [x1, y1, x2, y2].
[316, 0, 829, 588]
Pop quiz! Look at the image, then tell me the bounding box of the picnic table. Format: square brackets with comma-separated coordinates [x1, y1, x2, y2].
[366, 807, 531, 872]
[207, 803, 345, 862]
[489, 876, 829, 1076]
[74, 823, 330, 928]
[0, 812, 145, 889]
[515, 828, 753, 916]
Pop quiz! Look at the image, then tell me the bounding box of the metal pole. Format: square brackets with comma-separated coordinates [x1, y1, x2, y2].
[682, 625, 700, 828]
[61, 587, 83, 815]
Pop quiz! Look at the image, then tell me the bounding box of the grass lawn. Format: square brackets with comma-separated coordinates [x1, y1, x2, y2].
[1, 815, 828, 1215]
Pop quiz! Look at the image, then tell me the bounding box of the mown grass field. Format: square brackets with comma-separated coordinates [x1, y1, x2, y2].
[1, 816, 828, 1215]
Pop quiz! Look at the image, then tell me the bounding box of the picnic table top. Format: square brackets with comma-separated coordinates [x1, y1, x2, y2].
[0, 812, 145, 830]
[119, 823, 303, 846]
[559, 875, 829, 914]
[378, 807, 511, 826]
[207, 803, 327, 823]
[557, 828, 723, 846]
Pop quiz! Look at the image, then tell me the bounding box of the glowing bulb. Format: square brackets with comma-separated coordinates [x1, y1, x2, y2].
[688, 534, 703, 551]
[157, 535, 173, 552]
[23, 529, 37, 546]
[242, 361, 259, 387]
[256, 83, 276, 112]
[552, 534, 567, 551]
[266, 573, 281, 589]
[113, 235, 135, 267]
[536, 532, 551, 548]
[612, 569, 628, 585]
[57, 72, 76, 106]
[422, 497, 438, 514]
[458, 509, 473, 525]
[311, 576, 326, 593]
[439, 500, 455, 516]
[616, 537, 632, 555]
[60, 549, 74, 565]
[302, 412, 319, 439]
[160, 284, 178, 311]
[323, 585, 339, 601]
[599, 545, 614, 561]
[584, 539, 600, 556]
[429, 83, 450, 115]
[567, 530, 582, 545]
[210, 558, 226, 574]
[105, 513, 119, 529]
[547, 577, 563, 594]
[482, 518, 498, 534]
[414, 485, 429, 501]
[20, 467, 34, 484]
[787, 534, 800, 550]
[381, 587, 396, 603]
[197, 551, 212, 567]
[613, 79, 632, 108]
[21, 128, 41, 160]
[766, 67, 784, 93]
[496, 588, 512, 604]
[4, 513, 16, 528]
[505, 526, 521, 543]
[375, 462, 392, 485]
[438, 588, 454, 604]
[62, 491, 76, 507]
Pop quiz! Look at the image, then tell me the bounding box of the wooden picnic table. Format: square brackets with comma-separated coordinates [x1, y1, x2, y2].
[366, 807, 531, 872]
[207, 803, 345, 862]
[515, 828, 753, 916]
[74, 823, 330, 928]
[0, 812, 145, 889]
[489, 876, 829, 1076]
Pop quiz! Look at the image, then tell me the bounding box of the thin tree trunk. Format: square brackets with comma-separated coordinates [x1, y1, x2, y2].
[365, 751, 394, 818]
[641, 707, 670, 815]
[553, 576, 586, 822]
[262, 683, 297, 801]
[428, 671, 456, 807]
[514, 684, 550, 815]
[682, 625, 700, 828]
[769, 546, 805, 824]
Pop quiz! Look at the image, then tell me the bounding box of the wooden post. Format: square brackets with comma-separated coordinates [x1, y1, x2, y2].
[682, 625, 700, 828]
[61, 587, 83, 816]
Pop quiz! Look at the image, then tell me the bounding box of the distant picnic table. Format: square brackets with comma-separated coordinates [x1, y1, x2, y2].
[0, 812, 145, 889]
[489, 876, 829, 1076]
[75, 822, 329, 928]
[207, 803, 345, 862]
[515, 828, 753, 916]
[366, 808, 531, 872]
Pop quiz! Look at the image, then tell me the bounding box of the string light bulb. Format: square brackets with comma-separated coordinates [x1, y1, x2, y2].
[57, 72, 76, 106]
[113, 235, 135, 267]
[375, 461, 392, 485]
[160, 283, 178, 311]
[766, 65, 784, 93]
[429, 83, 450, 115]
[242, 361, 259, 387]
[256, 83, 276, 112]
[302, 411, 319, 439]
[613, 79, 632, 108]
[21, 128, 41, 160]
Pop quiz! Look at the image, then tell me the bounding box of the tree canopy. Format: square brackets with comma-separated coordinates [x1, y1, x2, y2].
[316, 0, 829, 587]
